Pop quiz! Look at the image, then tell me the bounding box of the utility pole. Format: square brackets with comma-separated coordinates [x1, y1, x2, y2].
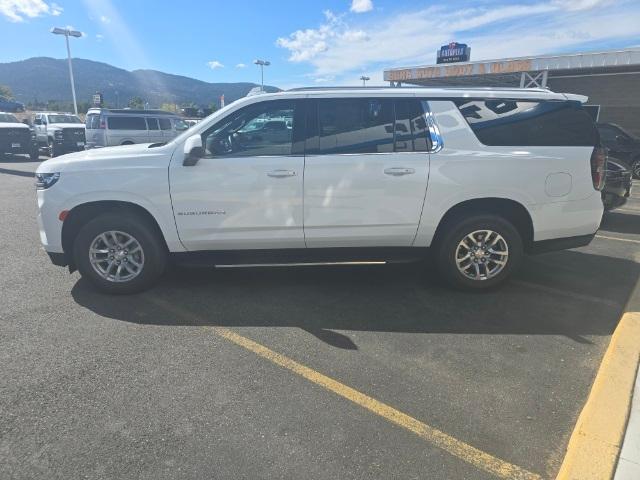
[51, 27, 82, 115]
[360, 75, 370, 86]
[254, 59, 271, 91]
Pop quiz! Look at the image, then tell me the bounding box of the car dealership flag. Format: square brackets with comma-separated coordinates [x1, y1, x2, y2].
[220, 94, 225, 108]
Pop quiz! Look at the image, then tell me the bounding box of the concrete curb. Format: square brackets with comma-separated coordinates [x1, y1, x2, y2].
[556, 277, 640, 480]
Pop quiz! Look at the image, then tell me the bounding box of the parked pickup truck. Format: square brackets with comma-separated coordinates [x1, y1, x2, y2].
[32, 112, 86, 157]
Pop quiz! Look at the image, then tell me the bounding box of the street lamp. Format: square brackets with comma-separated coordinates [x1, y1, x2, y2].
[51, 27, 82, 115]
[254, 59, 271, 92]
[360, 75, 370, 86]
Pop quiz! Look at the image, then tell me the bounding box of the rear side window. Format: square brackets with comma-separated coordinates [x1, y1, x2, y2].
[318, 98, 394, 154]
[158, 118, 172, 130]
[454, 99, 598, 146]
[146, 118, 159, 130]
[107, 116, 147, 130]
[395, 99, 430, 152]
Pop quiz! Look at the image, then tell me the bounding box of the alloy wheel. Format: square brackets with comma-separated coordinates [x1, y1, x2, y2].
[455, 229, 509, 281]
[89, 230, 145, 283]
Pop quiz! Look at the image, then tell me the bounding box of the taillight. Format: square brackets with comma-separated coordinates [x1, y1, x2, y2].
[99, 117, 106, 129]
[590, 147, 606, 191]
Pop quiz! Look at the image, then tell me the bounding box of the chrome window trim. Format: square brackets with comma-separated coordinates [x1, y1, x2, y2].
[422, 101, 443, 153]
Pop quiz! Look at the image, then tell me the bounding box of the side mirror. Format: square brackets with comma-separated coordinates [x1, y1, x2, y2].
[183, 134, 204, 166]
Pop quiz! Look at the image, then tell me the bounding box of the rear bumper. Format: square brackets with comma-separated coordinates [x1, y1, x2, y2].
[529, 233, 596, 254]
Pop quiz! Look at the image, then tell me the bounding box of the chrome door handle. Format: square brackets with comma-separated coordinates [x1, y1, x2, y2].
[267, 169, 297, 178]
[384, 167, 415, 176]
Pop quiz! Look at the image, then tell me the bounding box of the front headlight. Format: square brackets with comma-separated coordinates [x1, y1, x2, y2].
[35, 172, 60, 190]
[54, 130, 63, 139]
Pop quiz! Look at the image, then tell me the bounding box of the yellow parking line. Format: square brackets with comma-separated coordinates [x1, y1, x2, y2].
[147, 296, 542, 480]
[556, 277, 640, 480]
[595, 234, 640, 244]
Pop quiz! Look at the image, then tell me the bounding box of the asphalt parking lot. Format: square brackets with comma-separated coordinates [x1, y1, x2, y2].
[1, 154, 639, 480]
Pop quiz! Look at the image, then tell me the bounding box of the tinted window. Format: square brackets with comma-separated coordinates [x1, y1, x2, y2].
[147, 118, 159, 130]
[598, 125, 618, 144]
[454, 99, 598, 146]
[158, 118, 172, 130]
[395, 99, 430, 152]
[318, 98, 394, 154]
[107, 116, 147, 130]
[202, 100, 295, 157]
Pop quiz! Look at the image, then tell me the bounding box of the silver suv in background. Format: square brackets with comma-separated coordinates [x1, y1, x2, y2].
[85, 108, 190, 148]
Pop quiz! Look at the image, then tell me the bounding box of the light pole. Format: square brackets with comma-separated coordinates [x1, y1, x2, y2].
[360, 75, 370, 86]
[254, 59, 271, 91]
[51, 27, 82, 115]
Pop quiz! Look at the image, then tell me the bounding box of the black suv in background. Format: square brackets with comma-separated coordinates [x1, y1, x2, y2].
[597, 123, 640, 178]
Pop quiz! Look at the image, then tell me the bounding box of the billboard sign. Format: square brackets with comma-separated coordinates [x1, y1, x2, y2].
[437, 42, 471, 64]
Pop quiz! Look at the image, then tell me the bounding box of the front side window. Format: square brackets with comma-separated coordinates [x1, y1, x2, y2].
[107, 116, 147, 130]
[318, 98, 394, 154]
[455, 99, 598, 147]
[202, 100, 295, 157]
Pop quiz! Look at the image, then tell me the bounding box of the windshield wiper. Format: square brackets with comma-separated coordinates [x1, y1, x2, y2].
[148, 142, 167, 148]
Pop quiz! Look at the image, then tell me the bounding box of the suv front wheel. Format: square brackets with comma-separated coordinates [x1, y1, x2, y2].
[434, 214, 523, 290]
[73, 213, 167, 294]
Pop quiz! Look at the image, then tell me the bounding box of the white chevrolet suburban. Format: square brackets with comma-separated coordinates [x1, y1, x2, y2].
[35, 87, 605, 294]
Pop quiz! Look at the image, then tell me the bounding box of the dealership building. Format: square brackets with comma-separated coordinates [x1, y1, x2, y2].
[384, 48, 640, 135]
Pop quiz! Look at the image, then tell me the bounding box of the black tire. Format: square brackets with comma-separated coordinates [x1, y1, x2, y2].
[48, 138, 58, 158]
[632, 158, 640, 180]
[434, 214, 523, 291]
[73, 212, 167, 294]
[29, 148, 39, 161]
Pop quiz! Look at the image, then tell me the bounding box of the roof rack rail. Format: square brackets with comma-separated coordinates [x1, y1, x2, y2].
[287, 86, 552, 92]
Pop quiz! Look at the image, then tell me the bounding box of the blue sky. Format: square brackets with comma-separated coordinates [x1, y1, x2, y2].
[1, 0, 639, 88]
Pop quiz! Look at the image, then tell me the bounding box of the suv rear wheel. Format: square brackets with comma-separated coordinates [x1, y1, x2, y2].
[434, 214, 523, 290]
[73, 213, 167, 294]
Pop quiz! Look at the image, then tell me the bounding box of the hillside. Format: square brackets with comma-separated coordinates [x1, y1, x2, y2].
[0, 57, 279, 108]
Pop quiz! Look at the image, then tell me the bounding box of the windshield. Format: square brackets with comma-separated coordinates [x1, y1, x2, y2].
[47, 114, 82, 124]
[173, 118, 190, 131]
[0, 113, 19, 123]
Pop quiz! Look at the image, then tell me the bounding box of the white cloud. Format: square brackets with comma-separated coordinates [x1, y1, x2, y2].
[100, 15, 110, 23]
[276, 9, 368, 62]
[0, 0, 63, 22]
[236, 63, 246, 68]
[207, 60, 224, 69]
[96, 33, 104, 40]
[277, 0, 640, 84]
[350, 0, 373, 13]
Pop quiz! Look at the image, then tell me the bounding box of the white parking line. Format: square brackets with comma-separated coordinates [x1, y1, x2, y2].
[595, 234, 640, 244]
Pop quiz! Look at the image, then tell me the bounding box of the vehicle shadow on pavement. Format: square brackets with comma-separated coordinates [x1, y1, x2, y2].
[0, 167, 35, 178]
[71, 249, 639, 349]
[600, 211, 640, 235]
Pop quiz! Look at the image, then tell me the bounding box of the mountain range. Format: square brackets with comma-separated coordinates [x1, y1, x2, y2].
[0, 57, 279, 108]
